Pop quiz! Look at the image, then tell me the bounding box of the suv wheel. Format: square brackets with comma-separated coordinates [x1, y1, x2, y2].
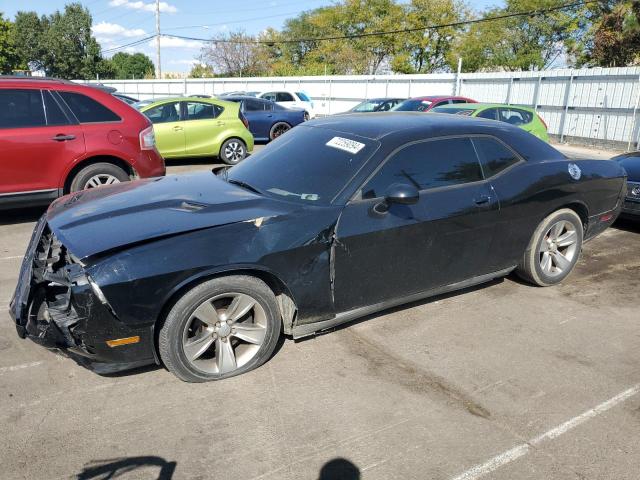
[70, 163, 129, 192]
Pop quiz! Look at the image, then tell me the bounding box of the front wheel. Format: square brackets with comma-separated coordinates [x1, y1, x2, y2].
[219, 138, 247, 165]
[158, 276, 282, 382]
[516, 208, 583, 286]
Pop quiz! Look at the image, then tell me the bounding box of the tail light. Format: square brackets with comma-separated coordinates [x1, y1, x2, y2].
[537, 113, 548, 130]
[139, 126, 155, 150]
[239, 111, 249, 129]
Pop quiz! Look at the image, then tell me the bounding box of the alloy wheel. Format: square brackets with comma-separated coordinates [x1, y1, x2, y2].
[83, 174, 121, 189]
[271, 123, 290, 139]
[538, 220, 579, 277]
[224, 142, 245, 162]
[181, 292, 267, 374]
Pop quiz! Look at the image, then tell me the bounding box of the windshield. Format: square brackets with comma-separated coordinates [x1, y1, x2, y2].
[431, 107, 476, 116]
[392, 99, 433, 112]
[226, 125, 379, 205]
[351, 100, 384, 112]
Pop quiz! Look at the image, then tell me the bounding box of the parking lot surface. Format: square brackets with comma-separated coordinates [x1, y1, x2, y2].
[1, 146, 639, 480]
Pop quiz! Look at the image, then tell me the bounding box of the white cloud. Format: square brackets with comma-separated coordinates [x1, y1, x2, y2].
[150, 37, 203, 49]
[169, 59, 200, 65]
[109, 0, 177, 14]
[93, 22, 146, 39]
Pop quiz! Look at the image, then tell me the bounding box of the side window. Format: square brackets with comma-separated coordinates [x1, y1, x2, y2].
[450, 99, 469, 104]
[276, 92, 294, 102]
[0, 89, 46, 128]
[472, 137, 521, 177]
[499, 108, 532, 126]
[43, 91, 70, 126]
[185, 101, 222, 120]
[58, 92, 121, 123]
[362, 138, 483, 199]
[477, 108, 498, 120]
[144, 102, 181, 124]
[262, 92, 276, 102]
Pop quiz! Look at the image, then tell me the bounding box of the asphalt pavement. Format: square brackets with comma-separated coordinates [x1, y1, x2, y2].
[1, 144, 639, 480]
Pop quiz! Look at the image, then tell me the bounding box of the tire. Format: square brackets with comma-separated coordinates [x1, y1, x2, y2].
[303, 111, 310, 121]
[159, 275, 282, 382]
[269, 122, 292, 141]
[69, 162, 129, 192]
[219, 138, 247, 165]
[516, 208, 583, 286]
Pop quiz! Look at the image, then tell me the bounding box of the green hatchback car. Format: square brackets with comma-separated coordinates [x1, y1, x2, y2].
[137, 97, 254, 164]
[431, 103, 549, 142]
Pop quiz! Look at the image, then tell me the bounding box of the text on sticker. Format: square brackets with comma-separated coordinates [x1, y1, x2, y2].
[326, 136, 366, 154]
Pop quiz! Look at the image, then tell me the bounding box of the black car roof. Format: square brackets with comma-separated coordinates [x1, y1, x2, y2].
[309, 112, 564, 161]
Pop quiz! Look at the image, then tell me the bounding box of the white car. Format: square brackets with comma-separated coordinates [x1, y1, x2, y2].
[259, 90, 315, 118]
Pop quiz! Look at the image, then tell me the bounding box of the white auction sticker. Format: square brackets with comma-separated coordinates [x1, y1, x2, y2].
[326, 136, 365, 154]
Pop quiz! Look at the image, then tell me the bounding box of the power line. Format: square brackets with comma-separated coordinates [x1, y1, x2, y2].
[101, 35, 155, 54]
[102, 0, 595, 53]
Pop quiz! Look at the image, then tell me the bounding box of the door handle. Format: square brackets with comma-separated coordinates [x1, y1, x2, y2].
[474, 195, 491, 205]
[51, 134, 75, 141]
[216, 121, 225, 126]
[172, 126, 183, 131]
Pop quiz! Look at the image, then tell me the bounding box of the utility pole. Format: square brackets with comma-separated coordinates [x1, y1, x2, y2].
[155, 0, 161, 79]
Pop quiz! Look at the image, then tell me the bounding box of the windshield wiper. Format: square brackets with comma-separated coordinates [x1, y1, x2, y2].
[227, 179, 262, 195]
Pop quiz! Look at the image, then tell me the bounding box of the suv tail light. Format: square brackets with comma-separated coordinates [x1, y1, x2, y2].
[139, 126, 155, 150]
[239, 111, 249, 129]
[537, 113, 548, 130]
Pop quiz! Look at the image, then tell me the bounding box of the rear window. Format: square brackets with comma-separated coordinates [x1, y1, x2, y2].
[296, 92, 311, 102]
[0, 89, 46, 128]
[59, 91, 121, 123]
[499, 108, 533, 125]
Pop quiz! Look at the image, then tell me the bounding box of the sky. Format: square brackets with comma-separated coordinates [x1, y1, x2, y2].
[0, 0, 503, 74]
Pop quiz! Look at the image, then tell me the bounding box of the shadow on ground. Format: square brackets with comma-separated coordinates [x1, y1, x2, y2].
[77, 456, 177, 479]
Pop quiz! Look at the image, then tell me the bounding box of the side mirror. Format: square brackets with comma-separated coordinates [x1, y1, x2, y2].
[384, 183, 419, 205]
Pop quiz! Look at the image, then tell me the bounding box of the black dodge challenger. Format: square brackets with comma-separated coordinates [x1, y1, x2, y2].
[10, 113, 627, 382]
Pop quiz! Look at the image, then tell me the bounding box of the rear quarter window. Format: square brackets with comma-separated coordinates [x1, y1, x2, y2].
[59, 91, 121, 123]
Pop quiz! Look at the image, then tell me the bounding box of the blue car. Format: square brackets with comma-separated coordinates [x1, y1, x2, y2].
[224, 96, 306, 142]
[613, 151, 640, 219]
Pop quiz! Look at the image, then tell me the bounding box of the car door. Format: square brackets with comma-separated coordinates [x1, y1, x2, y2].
[183, 101, 224, 156]
[144, 101, 185, 157]
[332, 137, 499, 313]
[244, 99, 273, 140]
[0, 88, 85, 195]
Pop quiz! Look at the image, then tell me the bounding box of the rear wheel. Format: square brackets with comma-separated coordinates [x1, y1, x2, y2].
[516, 208, 583, 286]
[159, 275, 282, 382]
[219, 138, 247, 165]
[269, 122, 291, 140]
[69, 162, 129, 192]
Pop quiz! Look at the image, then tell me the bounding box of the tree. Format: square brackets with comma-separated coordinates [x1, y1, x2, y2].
[392, 0, 468, 74]
[200, 30, 268, 77]
[12, 4, 104, 78]
[449, 0, 583, 72]
[570, 1, 640, 67]
[107, 52, 154, 79]
[12, 11, 48, 72]
[0, 13, 19, 74]
[188, 63, 214, 78]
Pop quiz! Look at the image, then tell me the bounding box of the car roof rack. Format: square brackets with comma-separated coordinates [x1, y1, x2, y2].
[0, 75, 77, 84]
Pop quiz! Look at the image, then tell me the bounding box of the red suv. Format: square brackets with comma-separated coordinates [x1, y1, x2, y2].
[0, 77, 165, 209]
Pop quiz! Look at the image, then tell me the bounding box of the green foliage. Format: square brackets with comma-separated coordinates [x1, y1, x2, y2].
[188, 63, 215, 78]
[449, 0, 583, 72]
[0, 13, 19, 74]
[570, 1, 640, 67]
[107, 52, 155, 79]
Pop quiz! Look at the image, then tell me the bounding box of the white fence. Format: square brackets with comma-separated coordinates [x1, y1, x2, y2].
[83, 67, 640, 149]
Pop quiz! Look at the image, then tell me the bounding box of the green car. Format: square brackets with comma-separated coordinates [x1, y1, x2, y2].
[137, 97, 254, 164]
[431, 103, 549, 142]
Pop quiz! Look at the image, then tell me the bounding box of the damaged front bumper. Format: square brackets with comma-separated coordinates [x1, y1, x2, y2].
[9, 216, 156, 374]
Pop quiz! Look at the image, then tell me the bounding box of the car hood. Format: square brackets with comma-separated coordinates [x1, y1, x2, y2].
[616, 155, 640, 180]
[46, 172, 296, 260]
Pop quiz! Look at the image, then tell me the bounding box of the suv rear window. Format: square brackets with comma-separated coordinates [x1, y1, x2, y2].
[59, 92, 121, 123]
[0, 89, 46, 128]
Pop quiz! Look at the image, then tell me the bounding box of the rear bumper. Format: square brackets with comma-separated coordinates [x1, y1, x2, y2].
[9, 217, 156, 373]
[133, 148, 166, 179]
[620, 199, 640, 218]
